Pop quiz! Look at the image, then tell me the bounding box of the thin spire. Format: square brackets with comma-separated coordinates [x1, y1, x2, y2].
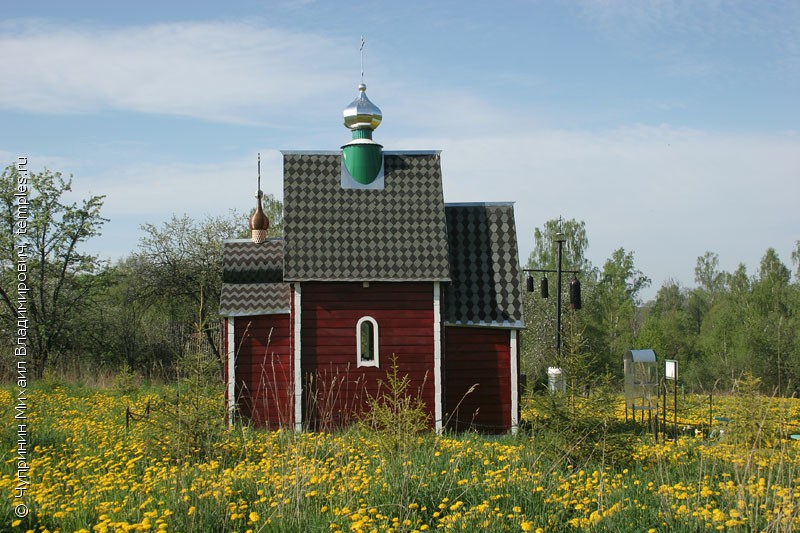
[360, 36, 365, 84]
[257, 152, 262, 198]
[249, 152, 268, 243]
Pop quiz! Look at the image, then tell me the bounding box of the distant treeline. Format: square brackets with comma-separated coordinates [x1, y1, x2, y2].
[521, 219, 800, 396]
[1, 166, 798, 395]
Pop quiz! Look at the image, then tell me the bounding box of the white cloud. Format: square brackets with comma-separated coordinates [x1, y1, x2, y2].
[392, 122, 800, 298]
[0, 19, 351, 123]
[81, 149, 284, 217]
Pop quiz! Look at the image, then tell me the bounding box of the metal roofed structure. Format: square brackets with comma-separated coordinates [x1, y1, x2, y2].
[624, 349, 659, 424]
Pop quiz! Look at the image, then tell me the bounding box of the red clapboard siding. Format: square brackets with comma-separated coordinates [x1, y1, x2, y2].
[444, 326, 512, 434]
[234, 314, 293, 429]
[300, 282, 436, 430]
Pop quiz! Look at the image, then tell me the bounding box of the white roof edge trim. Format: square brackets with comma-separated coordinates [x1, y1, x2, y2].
[283, 277, 452, 283]
[281, 150, 442, 156]
[445, 202, 516, 207]
[444, 320, 525, 329]
[220, 308, 291, 317]
[223, 237, 284, 243]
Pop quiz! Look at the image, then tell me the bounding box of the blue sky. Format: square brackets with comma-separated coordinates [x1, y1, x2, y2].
[2, 0, 799, 300]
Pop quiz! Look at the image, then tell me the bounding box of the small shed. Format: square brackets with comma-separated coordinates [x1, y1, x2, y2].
[623, 349, 659, 422]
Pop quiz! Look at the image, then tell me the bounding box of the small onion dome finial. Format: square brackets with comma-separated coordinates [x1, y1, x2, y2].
[343, 83, 382, 131]
[249, 190, 269, 244]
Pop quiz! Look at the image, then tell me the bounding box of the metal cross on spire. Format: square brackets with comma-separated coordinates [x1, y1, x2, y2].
[360, 36, 365, 84]
[256, 152, 263, 199]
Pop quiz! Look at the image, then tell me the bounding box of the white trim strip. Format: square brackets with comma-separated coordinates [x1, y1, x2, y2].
[226, 317, 236, 426]
[281, 150, 442, 156]
[444, 320, 525, 329]
[510, 330, 519, 435]
[433, 282, 443, 432]
[293, 284, 303, 431]
[444, 201, 515, 207]
[221, 308, 291, 317]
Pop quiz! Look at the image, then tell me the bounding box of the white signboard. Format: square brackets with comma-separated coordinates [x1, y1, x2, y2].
[665, 359, 678, 381]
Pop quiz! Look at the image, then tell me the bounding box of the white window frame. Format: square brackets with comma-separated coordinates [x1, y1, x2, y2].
[356, 316, 379, 368]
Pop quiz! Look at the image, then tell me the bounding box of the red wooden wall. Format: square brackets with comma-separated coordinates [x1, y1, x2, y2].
[233, 314, 293, 428]
[300, 282, 436, 430]
[444, 327, 512, 433]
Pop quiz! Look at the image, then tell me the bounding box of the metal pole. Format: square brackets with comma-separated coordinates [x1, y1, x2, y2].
[555, 233, 565, 358]
[673, 378, 678, 442]
[663, 380, 667, 440]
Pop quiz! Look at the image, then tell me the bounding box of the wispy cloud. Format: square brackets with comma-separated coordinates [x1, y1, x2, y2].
[394, 122, 800, 294]
[0, 19, 351, 123]
[81, 149, 284, 217]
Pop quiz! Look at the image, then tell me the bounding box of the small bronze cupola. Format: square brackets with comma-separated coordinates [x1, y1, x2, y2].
[249, 153, 269, 244]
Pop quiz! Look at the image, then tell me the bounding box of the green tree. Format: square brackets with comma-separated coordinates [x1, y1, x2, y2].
[0, 164, 107, 377]
[589, 248, 650, 375]
[637, 280, 700, 382]
[130, 202, 282, 361]
[747, 249, 796, 393]
[527, 218, 593, 273]
[694, 251, 726, 296]
[80, 257, 178, 376]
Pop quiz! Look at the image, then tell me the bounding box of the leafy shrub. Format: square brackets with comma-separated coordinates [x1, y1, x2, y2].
[360, 355, 430, 453]
[524, 374, 639, 467]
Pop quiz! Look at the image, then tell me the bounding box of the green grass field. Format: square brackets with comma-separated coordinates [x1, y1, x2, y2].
[2, 381, 799, 532]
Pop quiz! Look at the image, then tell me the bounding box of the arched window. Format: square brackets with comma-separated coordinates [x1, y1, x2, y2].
[357, 316, 379, 367]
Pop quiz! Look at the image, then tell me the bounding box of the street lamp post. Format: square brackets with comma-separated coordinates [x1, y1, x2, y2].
[523, 232, 581, 361]
[555, 231, 565, 358]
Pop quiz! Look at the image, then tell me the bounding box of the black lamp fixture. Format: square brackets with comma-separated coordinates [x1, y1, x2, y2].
[525, 274, 549, 297]
[570, 275, 582, 310]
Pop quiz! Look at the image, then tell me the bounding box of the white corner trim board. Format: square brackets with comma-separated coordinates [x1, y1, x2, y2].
[433, 282, 443, 432]
[510, 329, 519, 435]
[226, 317, 235, 426]
[293, 284, 302, 432]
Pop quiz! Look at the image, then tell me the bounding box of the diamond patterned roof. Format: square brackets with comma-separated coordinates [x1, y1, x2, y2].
[220, 158, 524, 328]
[444, 203, 524, 328]
[282, 152, 451, 281]
[220, 239, 290, 316]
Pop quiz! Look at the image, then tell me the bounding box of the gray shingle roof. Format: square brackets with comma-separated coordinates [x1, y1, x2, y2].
[219, 239, 290, 316]
[444, 203, 524, 328]
[222, 239, 284, 283]
[219, 283, 291, 316]
[219, 159, 524, 329]
[282, 152, 451, 281]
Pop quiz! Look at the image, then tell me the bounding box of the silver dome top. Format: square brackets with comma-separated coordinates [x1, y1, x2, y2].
[343, 83, 382, 130]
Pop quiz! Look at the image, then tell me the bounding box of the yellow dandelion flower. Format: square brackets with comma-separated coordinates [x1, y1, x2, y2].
[249, 511, 259, 523]
[521, 521, 533, 531]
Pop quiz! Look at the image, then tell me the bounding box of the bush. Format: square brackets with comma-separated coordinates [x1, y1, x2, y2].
[360, 355, 430, 453]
